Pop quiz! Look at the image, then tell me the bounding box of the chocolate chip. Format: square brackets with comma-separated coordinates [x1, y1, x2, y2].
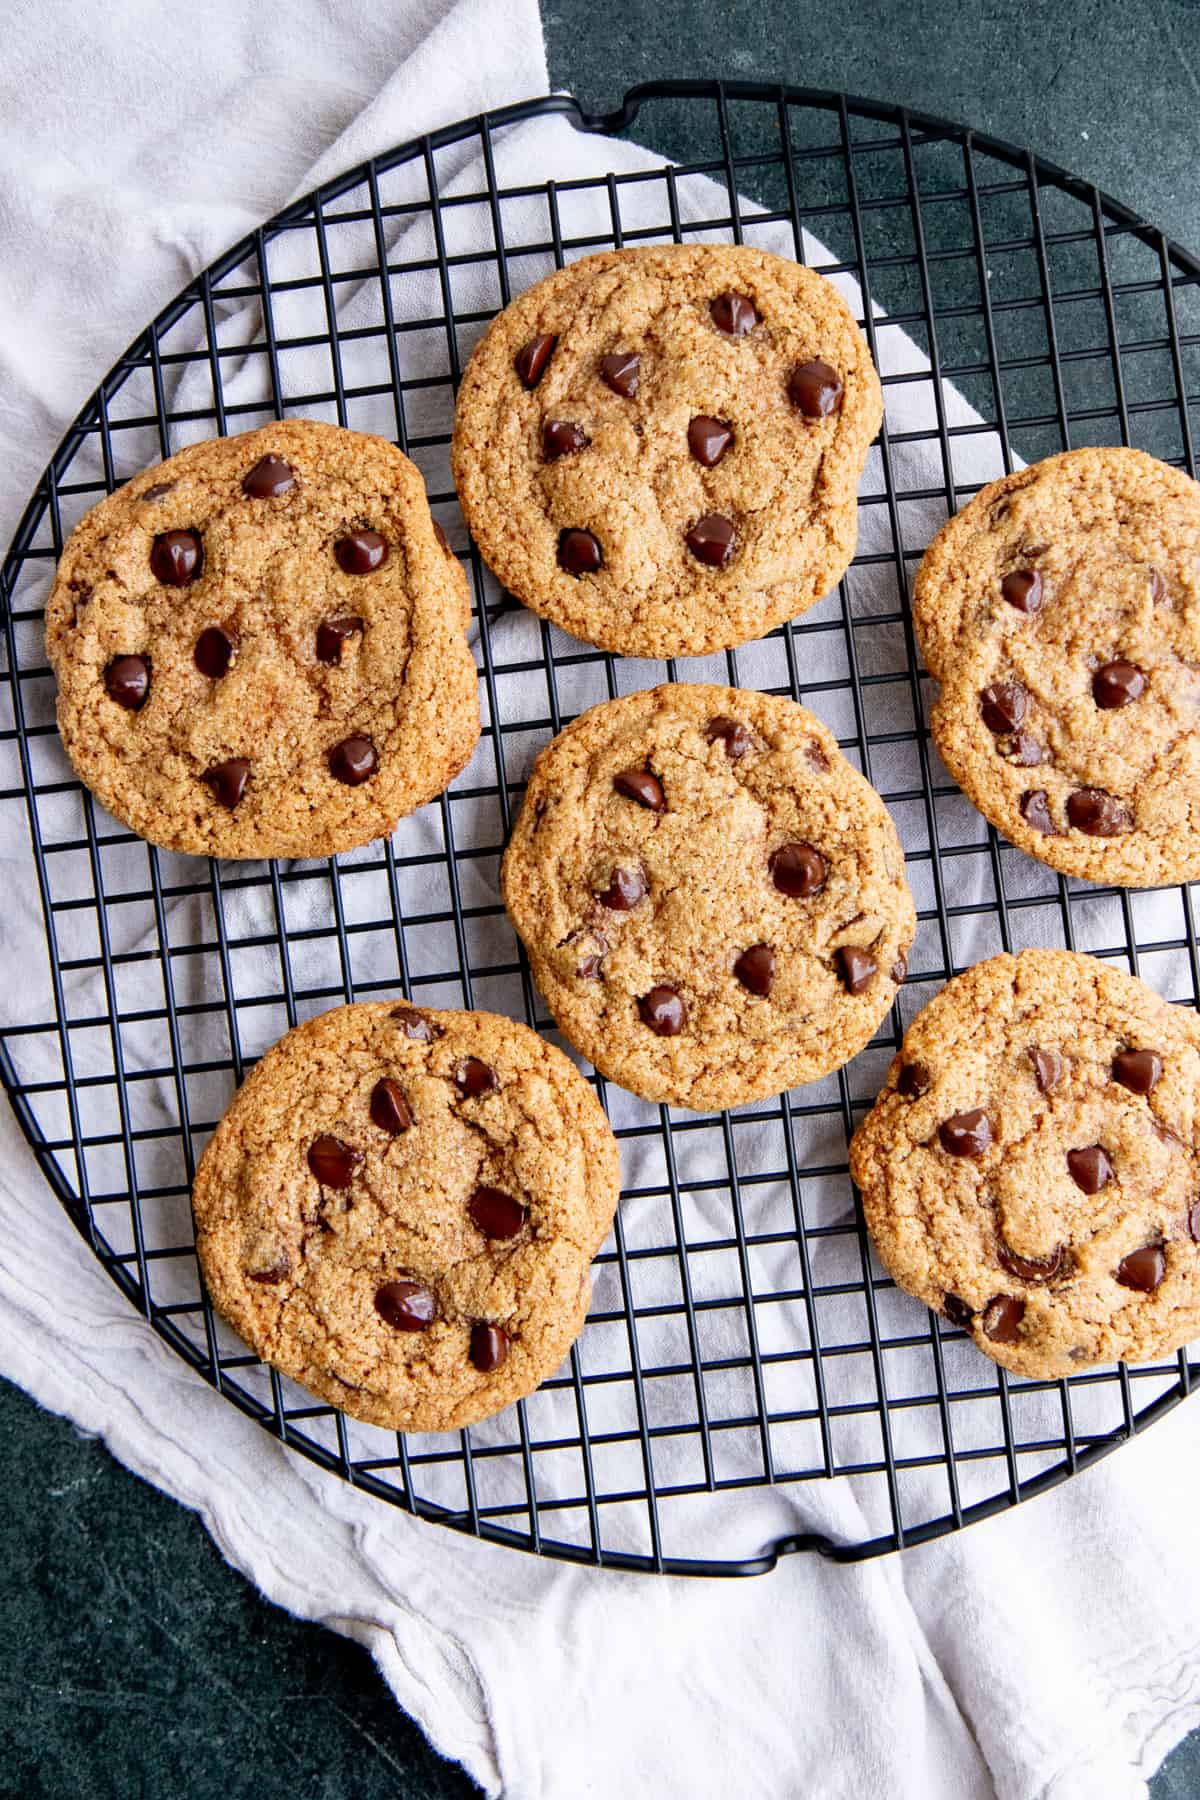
[939, 1109, 992, 1156]
[1189, 1202, 1200, 1243]
[193, 626, 237, 679]
[151, 528, 203, 586]
[614, 768, 665, 811]
[981, 1294, 1025, 1342]
[141, 481, 174, 502]
[788, 359, 844, 419]
[328, 735, 376, 785]
[980, 682, 1028, 734]
[688, 415, 734, 467]
[470, 1321, 509, 1371]
[1093, 660, 1146, 709]
[370, 1077, 412, 1135]
[770, 842, 826, 897]
[807, 741, 830, 771]
[392, 1005, 438, 1040]
[1067, 1145, 1112, 1192]
[578, 953, 604, 980]
[1112, 1049, 1162, 1095]
[1020, 789, 1061, 835]
[457, 1057, 498, 1097]
[1149, 567, 1165, 604]
[515, 334, 556, 388]
[734, 943, 775, 996]
[837, 946, 877, 994]
[1008, 732, 1045, 766]
[558, 528, 602, 575]
[998, 1243, 1063, 1282]
[202, 757, 251, 809]
[316, 615, 364, 664]
[241, 453, 294, 498]
[1067, 789, 1130, 836]
[307, 1134, 363, 1189]
[543, 420, 590, 461]
[247, 1251, 291, 1285]
[1001, 569, 1043, 613]
[375, 1280, 436, 1330]
[710, 291, 758, 336]
[943, 1293, 973, 1327]
[597, 865, 646, 910]
[1030, 1047, 1064, 1093]
[104, 654, 150, 710]
[1115, 1245, 1165, 1292]
[599, 350, 640, 397]
[686, 513, 736, 568]
[335, 530, 388, 574]
[639, 986, 686, 1035]
[898, 1061, 930, 1099]
[468, 1185, 527, 1239]
[706, 715, 751, 759]
[432, 520, 452, 554]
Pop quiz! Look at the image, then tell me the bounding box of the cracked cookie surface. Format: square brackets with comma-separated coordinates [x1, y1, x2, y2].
[192, 1002, 620, 1432]
[46, 419, 479, 859]
[501, 684, 915, 1112]
[850, 949, 1200, 1378]
[451, 245, 882, 658]
[913, 447, 1200, 886]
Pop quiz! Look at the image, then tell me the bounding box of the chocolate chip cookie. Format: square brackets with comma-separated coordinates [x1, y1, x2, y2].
[192, 1001, 620, 1432]
[913, 447, 1200, 886]
[46, 420, 480, 859]
[501, 684, 915, 1112]
[850, 949, 1200, 1378]
[451, 245, 882, 659]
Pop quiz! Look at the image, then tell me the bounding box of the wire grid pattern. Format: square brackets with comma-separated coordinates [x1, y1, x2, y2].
[2, 81, 1200, 1574]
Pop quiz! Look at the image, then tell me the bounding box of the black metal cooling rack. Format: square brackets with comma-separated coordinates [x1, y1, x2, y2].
[3, 80, 1200, 1576]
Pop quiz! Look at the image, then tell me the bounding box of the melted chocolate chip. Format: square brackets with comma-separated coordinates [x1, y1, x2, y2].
[770, 842, 826, 897]
[151, 529, 203, 586]
[328, 735, 377, 785]
[375, 1279, 436, 1330]
[597, 865, 646, 910]
[686, 513, 737, 568]
[891, 954, 908, 984]
[241, 453, 294, 498]
[709, 291, 758, 336]
[1115, 1245, 1165, 1292]
[469, 1185, 527, 1240]
[788, 359, 844, 419]
[457, 1057, 499, 1097]
[194, 626, 237, 678]
[614, 768, 665, 811]
[898, 1061, 930, 1099]
[639, 985, 686, 1035]
[335, 530, 388, 575]
[247, 1251, 291, 1285]
[392, 1005, 437, 1041]
[470, 1321, 509, 1371]
[432, 520, 452, 554]
[1189, 1202, 1200, 1243]
[307, 1134, 363, 1189]
[578, 952, 604, 980]
[734, 943, 775, 996]
[1149, 567, 1166, 604]
[599, 350, 640, 397]
[838, 946, 877, 994]
[1030, 1047, 1064, 1093]
[202, 757, 250, 809]
[998, 1243, 1063, 1282]
[943, 1293, 973, 1327]
[1112, 1048, 1162, 1095]
[1092, 660, 1146, 709]
[316, 615, 364, 664]
[370, 1077, 412, 1135]
[515, 334, 556, 388]
[706, 715, 751, 759]
[1001, 569, 1044, 613]
[1067, 1145, 1113, 1193]
[687, 415, 734, 467]
[980, 681, 1028, 734]
[981, 1294, 1025, 1343]
[939, 1109, 992, 1156]
[558, 528, 603, 575]
[543, 419, 590, 461]
[105, 655, 150, 711]
[1066, 789, 1130, 836]
[1008, 732, 1045, 766]
[141, 480, 174, 502]
[1020, 789, 1062, 835]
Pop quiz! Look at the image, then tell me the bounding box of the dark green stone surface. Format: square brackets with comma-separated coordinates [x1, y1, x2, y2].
[6, 5, 1200, 1796]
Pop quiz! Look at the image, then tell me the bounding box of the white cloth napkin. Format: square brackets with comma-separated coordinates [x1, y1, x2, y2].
[2, 3, 1200, 1797]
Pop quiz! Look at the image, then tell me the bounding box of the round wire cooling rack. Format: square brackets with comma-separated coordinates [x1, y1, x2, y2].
[4, 79, 1200, 1577]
